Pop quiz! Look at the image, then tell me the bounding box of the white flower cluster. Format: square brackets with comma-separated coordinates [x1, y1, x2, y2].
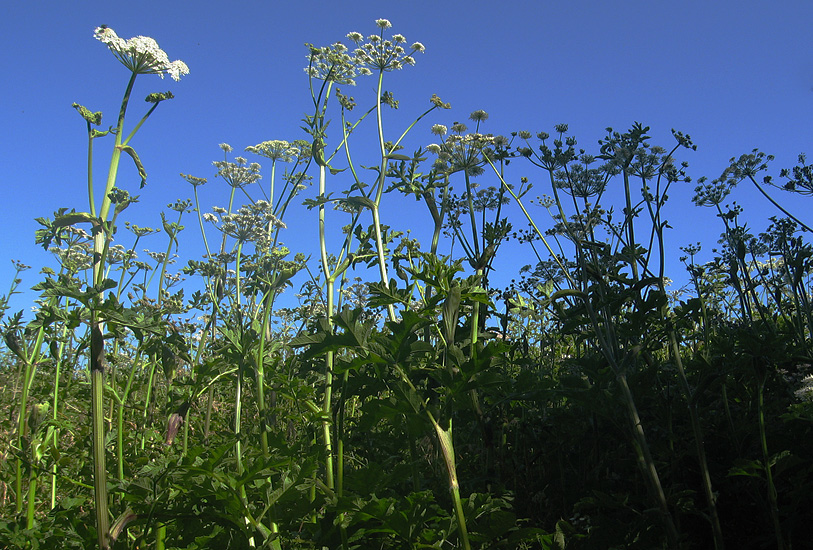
[213, 157, 262, 189]
[49, 243, 93, 272]
[305, 20, 424, 83]
[206, 200, 286, 245]
[305, 42, 359, 85]
[345, 23, 424, 73]
[107, 244, 138, 265]
[427, 132, 502, 174]
[245, 140, 303, 163]
[94, 26, 189, 81]
[796, 374, 813, 402]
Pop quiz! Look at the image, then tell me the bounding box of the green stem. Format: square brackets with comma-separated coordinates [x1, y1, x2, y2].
[155, 523, 166, 550]
[429, 415, 470, 550]
[87, 74, 137, 548]
[48, 321, 70, 510]
[140, 358, 157, 451]
[117, 354, 140, 480]
[372, 69, 397, 323]
[15, 359, 34, 514]
[317, 163, 336, 491]
[90, 316, 111, 550]
[617, 371, 679, 549]
[97, 71, 136, 226]
[87, 125, 97, 217]
[621, 170, 640, 283]
[758, 377, 784, 550]
[668, 330, 724, 549]
[748, 175, 813, 233]
[15, 323, 47, 515]
[193, 186, 212, 257]
[157, 209, 184, 306]
[26, 467, 38, 530]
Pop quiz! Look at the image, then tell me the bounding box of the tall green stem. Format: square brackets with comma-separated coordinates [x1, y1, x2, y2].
[372, 70, 397, 323]
[317, 161, 336, 490]
[90, 317, 110, 550]
[49, 323, 70, 509]
[758, 377, 784, 550]
[89, 71, 137, 550]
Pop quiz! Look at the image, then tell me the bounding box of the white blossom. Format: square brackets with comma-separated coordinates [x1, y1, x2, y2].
[246, 140, 298, 162]
[94, 26, 189, 81]
[796, 374, 813, 402]
[431, 124, 447, 136]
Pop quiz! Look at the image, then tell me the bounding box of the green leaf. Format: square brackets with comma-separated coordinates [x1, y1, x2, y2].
[339, 195, 376, 210]
[52, 211, 96, 228]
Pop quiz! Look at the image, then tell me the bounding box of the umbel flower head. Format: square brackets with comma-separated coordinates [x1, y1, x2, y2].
[94, 26, 189, 81]
[305, 42, 358, 85]
[346, 19, 425, 72]
[306, 19, 424, 83]
[245, 140, 301, 163]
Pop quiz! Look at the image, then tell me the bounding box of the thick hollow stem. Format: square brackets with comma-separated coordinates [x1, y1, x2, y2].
[90, 318, 110, 550]
[617, 371, 679, 549]
[317, 163, 336, 490]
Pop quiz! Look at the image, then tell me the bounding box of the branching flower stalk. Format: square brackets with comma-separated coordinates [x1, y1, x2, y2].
[197, 147, 262, 440]
[345, 20, 427, 324]
[305, 34, 359, 496]
[483, 157, 573, 287]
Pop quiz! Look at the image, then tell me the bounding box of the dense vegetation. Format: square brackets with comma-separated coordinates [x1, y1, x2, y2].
[2, 21, 813, 549]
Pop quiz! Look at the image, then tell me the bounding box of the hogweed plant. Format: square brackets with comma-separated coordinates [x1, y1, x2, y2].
[5, 17, 813, 550]
[22, 26, 188, 550]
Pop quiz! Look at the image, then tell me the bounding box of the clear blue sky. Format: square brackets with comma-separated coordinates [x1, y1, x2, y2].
[2, 1, 813, 318]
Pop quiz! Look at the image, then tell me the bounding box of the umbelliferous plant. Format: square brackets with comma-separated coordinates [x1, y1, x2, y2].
[3, 18, 813, 550]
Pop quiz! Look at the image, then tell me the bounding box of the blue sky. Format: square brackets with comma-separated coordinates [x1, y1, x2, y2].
[2, 1, 813, 318]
